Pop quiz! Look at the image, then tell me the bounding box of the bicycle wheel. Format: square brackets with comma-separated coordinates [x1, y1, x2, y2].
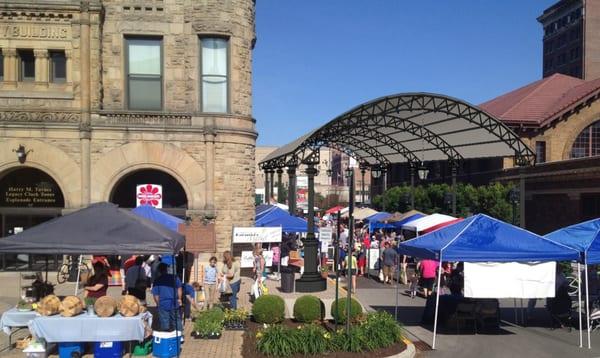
[566, 276, 578, 296]
[57, 264, 69, 284]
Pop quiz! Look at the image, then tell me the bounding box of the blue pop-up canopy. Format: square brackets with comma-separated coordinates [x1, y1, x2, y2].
[255, 205, 315, 233]
[364, 211, 391, 232]
[545, 218, 600, 264]
[132, 205, 184, 233]
[399, 214, 579, 262]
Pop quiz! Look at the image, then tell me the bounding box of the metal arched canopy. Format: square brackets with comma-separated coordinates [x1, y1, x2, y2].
[259, 92, 536, 169]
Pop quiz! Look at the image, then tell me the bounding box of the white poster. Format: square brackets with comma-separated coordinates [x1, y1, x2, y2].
[233, 227, 282, 243]
[464, 262, 556, 299]
[319, 227, 333, 243]
[136, 184, 163, 208]
[240, 250, 274, 268]
[296, 176, 308, 189]
[368, 249, 380, 270]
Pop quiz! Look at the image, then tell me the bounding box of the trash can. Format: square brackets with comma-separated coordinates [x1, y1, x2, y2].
[280, 268, 294, 293]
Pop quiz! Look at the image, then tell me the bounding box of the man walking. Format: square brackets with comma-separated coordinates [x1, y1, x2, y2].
[381, 242, 398, 284]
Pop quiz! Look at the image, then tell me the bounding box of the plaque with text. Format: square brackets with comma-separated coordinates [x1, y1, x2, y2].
[178, 219, 216, 254]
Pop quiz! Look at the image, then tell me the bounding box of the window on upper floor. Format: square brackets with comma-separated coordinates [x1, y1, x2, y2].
[200, 37, 229, 113]
[535, 141, 546, 164]
[49, 50, 66, 83]
[18, 49, 35, 82]
[571, 120, 600, 158]
[126, 37, 162, 111]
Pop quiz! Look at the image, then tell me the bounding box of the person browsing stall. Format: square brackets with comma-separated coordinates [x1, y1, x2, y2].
[84, 261, 109, 298]
[152, 263, 183, 331]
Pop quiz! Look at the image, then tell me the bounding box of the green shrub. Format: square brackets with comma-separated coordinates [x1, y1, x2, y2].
[293, 295, 323, 323]
[256, 325, 299, 357]
[295, 324, 329, 355]
[252, 295, 285, 324]
[329, 327, 367, 353]
[361, 311, 403, 349]
[331, 298, 362, 324]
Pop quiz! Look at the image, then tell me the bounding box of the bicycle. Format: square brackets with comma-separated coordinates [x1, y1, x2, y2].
[57, 256, 89, 284]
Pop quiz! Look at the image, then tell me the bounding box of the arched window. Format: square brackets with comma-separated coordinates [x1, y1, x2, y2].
[571, 120, 600, 158]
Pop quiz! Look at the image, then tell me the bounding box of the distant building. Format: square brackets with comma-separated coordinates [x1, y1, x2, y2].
[539, 0, 600, 79]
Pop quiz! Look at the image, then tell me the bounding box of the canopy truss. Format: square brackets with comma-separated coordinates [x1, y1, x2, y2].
[259, 93, 535, 169]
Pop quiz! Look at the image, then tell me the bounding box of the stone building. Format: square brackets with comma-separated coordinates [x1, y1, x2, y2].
[0, 0, 257, 270]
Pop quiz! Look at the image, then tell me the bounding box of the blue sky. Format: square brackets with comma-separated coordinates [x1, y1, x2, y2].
[253, 0, 556, 146]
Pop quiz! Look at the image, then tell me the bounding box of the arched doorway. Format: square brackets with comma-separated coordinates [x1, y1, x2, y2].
[0, 167, 65, 270]
[110, 169, 188, 217]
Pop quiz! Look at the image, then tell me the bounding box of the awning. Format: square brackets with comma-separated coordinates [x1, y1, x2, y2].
[545, 218, 600, 264]
[255, 205, 316, 233]
[421, 217, 464, 234]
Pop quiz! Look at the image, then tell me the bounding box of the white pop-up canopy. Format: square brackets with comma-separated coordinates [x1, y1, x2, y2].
[401, 213, 456, 232]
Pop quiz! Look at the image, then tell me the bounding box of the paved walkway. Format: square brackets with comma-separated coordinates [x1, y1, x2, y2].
[354, 275, 600, 358]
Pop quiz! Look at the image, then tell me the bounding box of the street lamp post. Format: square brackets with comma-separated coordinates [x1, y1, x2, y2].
[509, 187, 520, 226]
[287, 165, 297, 215]
[345, 166, 355, 334]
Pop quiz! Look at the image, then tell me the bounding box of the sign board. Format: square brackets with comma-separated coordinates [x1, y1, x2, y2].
[136, 184, 163, 208]
[232, 227, 282, 244]
[319, 227, 333, 243]
[240, 250, 274, 268]
[296, 176, 308, 188]
[368, 249, 380, 270]
[178, 219, 216, 253]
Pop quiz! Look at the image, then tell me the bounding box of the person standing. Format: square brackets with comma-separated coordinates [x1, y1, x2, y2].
[152, 263, 183, 331]
[84, 261, 109, 298]
[381, 242, 398, 284]
[203, 256, 219, 310]
[222, 251, 241, 309]
[344, 249, 358, 293]
[125, 256, 148, 304]
[417, 259, 439, 298]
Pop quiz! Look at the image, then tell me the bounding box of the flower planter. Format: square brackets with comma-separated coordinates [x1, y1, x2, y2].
[202, 332, 222, 339]
[321, 271, 329, 279]
[224, 322, 246, 331]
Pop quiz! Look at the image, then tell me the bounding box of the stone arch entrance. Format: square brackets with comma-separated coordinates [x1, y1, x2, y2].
[110, 168, 189, 217]
[0, 167, 65, 270]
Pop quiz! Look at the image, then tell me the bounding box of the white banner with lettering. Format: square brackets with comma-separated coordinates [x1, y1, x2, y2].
[240, 250, 274, 268]
[232, 227, 282, 244]
[464, 261, 556, 298]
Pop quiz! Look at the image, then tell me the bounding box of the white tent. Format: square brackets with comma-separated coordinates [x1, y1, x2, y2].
[401, 213, 456, 232]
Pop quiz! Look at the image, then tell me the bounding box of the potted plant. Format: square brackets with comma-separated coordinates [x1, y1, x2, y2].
[320, 265, 329, 279]
[84, 297, 96, 315]
[224, 308, 248, 330]
[17, 299, 33, 312]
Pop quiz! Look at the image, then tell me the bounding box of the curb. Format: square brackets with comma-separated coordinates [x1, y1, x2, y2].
[389, 338, 416, 358]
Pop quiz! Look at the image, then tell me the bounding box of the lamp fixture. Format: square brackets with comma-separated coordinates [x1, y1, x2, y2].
[13, 145, 32, 164]
[508, 187, 520, 204]
[417, 162, 429, 180]
[326, 168, 333, 177]
[371, 166, 382, 179]
[344, 166, 354, 179]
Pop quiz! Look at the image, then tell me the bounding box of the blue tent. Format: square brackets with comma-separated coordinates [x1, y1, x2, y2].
[255, 206, 314, 233]
[545, 218, 600, 264]
[364, 212, 391, 232]
[398, 214, 579, 262]
[132, 205, 184, 233]
[371, 213, 425, 231]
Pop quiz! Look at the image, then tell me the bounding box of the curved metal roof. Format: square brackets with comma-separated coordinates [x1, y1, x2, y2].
[260, 92, 535, 169]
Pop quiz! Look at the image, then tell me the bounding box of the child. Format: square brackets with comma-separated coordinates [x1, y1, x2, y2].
[183, 281, 200, 320]
[203, 257, 219, 310]
[409, 272, 419, 299]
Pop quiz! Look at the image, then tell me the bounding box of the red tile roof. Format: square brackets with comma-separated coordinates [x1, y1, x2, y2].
[479, 73, 600, 127]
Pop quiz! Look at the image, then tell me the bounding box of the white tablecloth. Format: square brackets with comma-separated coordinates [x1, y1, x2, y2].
[1, 308, 39, 335]
[28, 311, 152, 343]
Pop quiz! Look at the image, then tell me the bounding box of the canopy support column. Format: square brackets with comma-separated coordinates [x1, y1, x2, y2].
[432, 257, 443, 349]
[277, 169, 284, 204]
[410, 164, 415, 209]
[287, 165, 297, 215]
[269, 170, 275, 205]
[295, 164, 326, 292]
[586, 261, 591, 349]
[578, 262, 583, 348]
[264, 169, 270, 204]
[346, 168, 355, 333]
[360, 167, 366, 206]
[382, 166, 388, 212]
[519, 166, 526, 228]
[451, 163, 457, 216]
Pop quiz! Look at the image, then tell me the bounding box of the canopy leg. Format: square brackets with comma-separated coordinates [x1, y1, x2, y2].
[578, 263, 582, 348]
[586, 263, 591, 349]
[74, 255, 82, 295]
[394, 255, 400, 321]
[432, 259, 443, 350]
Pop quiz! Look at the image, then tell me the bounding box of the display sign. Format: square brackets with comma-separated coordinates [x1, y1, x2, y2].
[368, 249, 380, 270]
[296, 176, 308, 188]
[240, 250, 274, 268]
[232, 227, 282, 243]
[178, 219, 216, 253]
[136, 184, 163, 208]
[319, 227, 333, 243]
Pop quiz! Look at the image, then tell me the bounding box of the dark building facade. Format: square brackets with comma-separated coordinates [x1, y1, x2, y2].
[539, 0, 600, 80]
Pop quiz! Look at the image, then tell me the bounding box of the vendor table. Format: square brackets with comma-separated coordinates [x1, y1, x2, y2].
[1, 308, 39, 350]
[28, 311, 152, 343]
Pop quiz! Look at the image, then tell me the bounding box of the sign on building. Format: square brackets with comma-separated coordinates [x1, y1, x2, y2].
[232, 227, 282, 244]
[296, 176, 308, 188]
[136, 184, 163, 208]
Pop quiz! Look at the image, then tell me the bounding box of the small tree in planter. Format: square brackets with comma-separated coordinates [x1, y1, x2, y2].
[293, 295, 324, 323]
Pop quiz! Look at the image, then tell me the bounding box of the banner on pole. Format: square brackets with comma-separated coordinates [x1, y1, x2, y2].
[232, 227, 282, 243]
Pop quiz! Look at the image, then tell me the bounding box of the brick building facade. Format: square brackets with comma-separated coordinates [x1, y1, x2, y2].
[0, 0, 257, 269]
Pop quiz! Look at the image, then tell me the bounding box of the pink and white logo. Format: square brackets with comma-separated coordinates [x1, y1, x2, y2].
[136, 184, 163, 208]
